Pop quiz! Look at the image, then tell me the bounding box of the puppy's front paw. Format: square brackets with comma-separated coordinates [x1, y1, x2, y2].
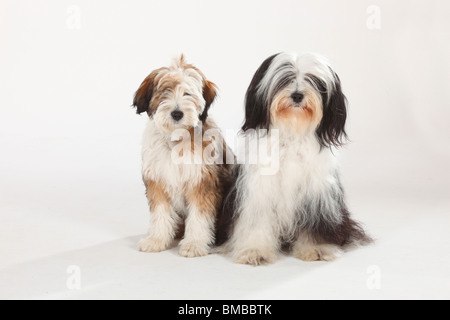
[295, 244, 343, 262]
[179, 242, 209, 258]
[235, 249, 276, 266]
[138, 237, 170, 253]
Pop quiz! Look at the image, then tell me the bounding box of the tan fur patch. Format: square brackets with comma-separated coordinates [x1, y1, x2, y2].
[271, 88, 323, 133]
[134, 67, 168, 115]
[293, 232, 343, 262]
[136, 55, 217, 121]
[186, 172, 221, 216]
[144, 179, 170, 211]
[178, 57, 218, 112]
[183, 120, 232, 216]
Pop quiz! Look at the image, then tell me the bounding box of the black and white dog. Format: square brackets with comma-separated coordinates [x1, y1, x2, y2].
[216, 53, 371, 266]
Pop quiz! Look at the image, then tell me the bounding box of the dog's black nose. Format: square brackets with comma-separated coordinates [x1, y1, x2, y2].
[291, 92, 304, 104]
[171, 110, 184, 121]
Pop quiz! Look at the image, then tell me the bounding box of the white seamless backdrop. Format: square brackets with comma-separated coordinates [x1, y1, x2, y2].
[0, 0, 449, 300]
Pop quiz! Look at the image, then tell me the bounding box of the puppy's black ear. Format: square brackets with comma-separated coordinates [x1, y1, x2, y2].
[199, 80, 217, 122]
[132, 69, 162, 117]
[308, 71, 348, 148]
[242, 53, 279, 132]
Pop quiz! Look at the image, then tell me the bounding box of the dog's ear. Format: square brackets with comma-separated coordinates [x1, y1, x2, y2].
[132, 69, 162, 117]
[199, 80, 217, 122]
[316, 71, 348, 148]
[242, 53, 279, 131]
[307, 71, 348, 148]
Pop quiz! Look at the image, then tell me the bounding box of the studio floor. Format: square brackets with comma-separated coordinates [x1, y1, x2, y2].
[1, 135, 449, 300]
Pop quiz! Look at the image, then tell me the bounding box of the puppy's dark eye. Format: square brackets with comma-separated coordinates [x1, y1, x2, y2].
[184, 92, 192, 97]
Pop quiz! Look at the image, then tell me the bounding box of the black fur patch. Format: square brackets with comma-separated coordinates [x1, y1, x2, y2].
[132, 72, 158, 117]
[199, 81, 217, 123]
[242, 54, 279, 131]
[215, 165, 242, 246]
[306, 72, 348, 148]
[133, 90, 153, 116]
[268, 62, 297, 102]
[299, 179, 371, 246]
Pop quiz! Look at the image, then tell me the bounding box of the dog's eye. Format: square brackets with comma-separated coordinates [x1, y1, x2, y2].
[184, 92, 192, 97]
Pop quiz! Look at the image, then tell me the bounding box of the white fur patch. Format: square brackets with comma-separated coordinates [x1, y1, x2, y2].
[142, 120, 203, 210]
[179, 205, 215, 258]
[228, 131, 343, 264]
[138, 204, 179, 253]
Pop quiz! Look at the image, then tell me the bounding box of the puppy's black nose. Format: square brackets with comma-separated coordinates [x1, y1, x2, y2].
[291, 92, 304, 104]
[171, 110, 184, 121]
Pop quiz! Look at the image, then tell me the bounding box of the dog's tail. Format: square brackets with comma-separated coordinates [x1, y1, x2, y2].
[343, 217, 373, 248]
[307, 206, 373, 248]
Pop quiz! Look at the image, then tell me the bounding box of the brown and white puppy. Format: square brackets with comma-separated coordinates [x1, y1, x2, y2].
[133, 55, 233, 257]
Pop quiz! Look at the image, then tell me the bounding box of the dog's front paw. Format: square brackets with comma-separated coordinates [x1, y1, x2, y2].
[318, 244, 343, 261]
[138, 237, 170, 253]
[179, 242, 209, 258]
[295, 244, 343, 262]
[234, 249, 276, 266]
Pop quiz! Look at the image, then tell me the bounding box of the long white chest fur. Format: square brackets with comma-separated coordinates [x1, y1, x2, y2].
[235, 133, 341, 240]
[141, 120, 203, 211]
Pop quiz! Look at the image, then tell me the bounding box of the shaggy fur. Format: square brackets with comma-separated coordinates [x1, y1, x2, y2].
[133, 55, 233, 257]
[216, 53, 371, 266]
